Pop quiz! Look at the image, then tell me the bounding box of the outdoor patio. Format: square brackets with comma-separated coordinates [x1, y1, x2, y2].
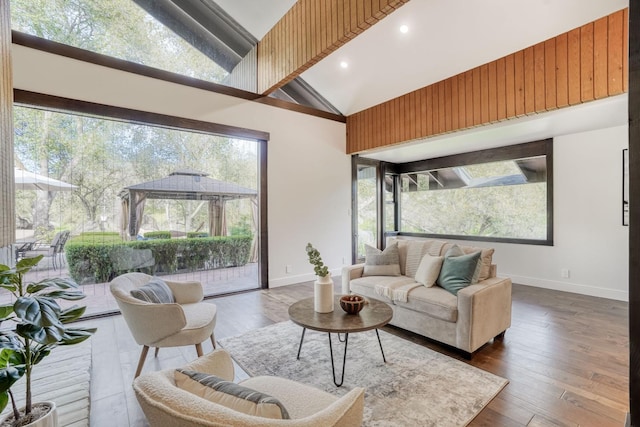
[0, 258, 259, 317]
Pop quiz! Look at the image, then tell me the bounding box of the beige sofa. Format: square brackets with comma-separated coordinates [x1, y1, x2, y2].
[134, 349, 365, 426]
[342, 237, 512, 356]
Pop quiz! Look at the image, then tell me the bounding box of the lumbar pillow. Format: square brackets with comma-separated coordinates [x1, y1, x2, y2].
[174, 370, 290, 419]
[414, 254, 444, 287]
[130, 277, 175, 303]
[363, 243, 401, 276]
[437, 251, 482, 295]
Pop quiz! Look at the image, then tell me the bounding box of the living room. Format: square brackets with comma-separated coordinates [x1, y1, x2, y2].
[0, 0, 636, 426]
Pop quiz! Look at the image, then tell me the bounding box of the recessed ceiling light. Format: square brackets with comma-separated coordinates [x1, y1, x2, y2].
[399, 25, 409, 34]
[340, 61, 349, 69]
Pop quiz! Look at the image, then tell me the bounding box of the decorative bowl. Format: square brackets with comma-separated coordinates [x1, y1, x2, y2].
[340, 294, 365, 315]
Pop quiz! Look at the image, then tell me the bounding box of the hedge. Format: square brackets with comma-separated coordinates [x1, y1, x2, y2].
[144, 231, 171, 239]
[187, 232, 209, 238]
[66, 235, 252, 284]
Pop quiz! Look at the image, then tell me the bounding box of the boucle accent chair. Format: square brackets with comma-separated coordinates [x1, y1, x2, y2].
[110, 272, 217, 378]
[133, 349, 365, 427]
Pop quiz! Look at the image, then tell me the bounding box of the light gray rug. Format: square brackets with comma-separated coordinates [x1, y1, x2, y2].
[219, 321, 507, 427]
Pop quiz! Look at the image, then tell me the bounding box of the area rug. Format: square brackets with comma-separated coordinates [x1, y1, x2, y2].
[219, 321, 507, 427]
[0, 340, 92, 427]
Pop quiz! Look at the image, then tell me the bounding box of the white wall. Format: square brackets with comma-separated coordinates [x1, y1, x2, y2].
[11, 46, 630, 299]
[11, 45, 352, 288]
[447, 125, 629, 301]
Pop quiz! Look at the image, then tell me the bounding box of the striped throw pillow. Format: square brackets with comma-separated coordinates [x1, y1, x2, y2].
[130, 277, 175, 304]
[174, 370, 290, 419]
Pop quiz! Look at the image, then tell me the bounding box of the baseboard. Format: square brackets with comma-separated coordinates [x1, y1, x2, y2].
[269, 267, 343, 288]
[506, 273, 628, 302]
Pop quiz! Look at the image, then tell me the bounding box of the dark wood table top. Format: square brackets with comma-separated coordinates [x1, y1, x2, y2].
[288, 295, 393, 333]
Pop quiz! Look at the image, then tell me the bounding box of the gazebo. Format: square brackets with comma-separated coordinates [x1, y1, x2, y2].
[119, 168, 257, 241]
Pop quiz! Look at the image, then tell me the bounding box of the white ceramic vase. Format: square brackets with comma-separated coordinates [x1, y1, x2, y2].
[0, 401, 58, 427]
[314, 275, 334, 313]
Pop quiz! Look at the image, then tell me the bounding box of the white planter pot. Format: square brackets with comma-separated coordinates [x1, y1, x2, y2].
[0, 401, 58, 427]
[314, 275, 334, 313]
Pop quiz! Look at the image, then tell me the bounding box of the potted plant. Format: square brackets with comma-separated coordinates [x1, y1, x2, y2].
[305, 243, 333, 313]
[0, 255, 96, 427]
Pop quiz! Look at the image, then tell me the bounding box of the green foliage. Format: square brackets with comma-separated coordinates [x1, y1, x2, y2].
[0, 256, 96, 422]
[70, 232, 122, 245]
[186, 232, 209, 238]
[66, 236, 253, 283]
[305, 243, 329, 277]
[144, 231, 171, 240]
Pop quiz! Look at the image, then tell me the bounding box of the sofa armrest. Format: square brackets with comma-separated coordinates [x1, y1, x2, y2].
[455, 277, 512, 353]
[341, 264, 365, 294]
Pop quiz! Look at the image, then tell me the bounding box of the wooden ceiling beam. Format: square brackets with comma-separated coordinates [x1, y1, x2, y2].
[257, 0, 409, 96]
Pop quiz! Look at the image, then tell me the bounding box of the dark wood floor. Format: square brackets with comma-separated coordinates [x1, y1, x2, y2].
[83, 282, 629, 427]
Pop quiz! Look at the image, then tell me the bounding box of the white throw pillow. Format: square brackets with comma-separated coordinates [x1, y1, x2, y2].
[414, 254, 444, 287]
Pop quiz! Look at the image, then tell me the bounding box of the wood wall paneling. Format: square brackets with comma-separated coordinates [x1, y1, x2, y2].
[496, 57, 507, 120]
[345, 8, 628, 154]
[556, 33, 569, 107]
[594, 16, 609, 99]
[544, 39, 557, 110]
[580, 22, 595, 102]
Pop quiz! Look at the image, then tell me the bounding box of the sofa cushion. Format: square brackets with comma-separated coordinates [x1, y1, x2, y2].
[130, 277, 175, 304]
[174, 370, 290, 419]
[394, 285, 458, 322]
[350, 276, 417, 302]
[414, 254, 444, 287]
[441, 243, 495, 281]
[437, 251, 482, 296]
[388, 238, 409, 275]
[363, 243, 401, 276]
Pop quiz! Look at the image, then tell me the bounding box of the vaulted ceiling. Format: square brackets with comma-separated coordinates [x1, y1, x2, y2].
[140, 0, 629, 161]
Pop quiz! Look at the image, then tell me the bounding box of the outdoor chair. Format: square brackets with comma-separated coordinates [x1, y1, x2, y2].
[22, 230, 70, 270]
[109, 272, 217, 378]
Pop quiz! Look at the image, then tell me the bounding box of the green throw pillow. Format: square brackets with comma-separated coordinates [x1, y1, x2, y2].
[437, 251, 482, 296]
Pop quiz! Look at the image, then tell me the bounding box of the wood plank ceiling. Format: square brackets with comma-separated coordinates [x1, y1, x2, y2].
[345, 8, 629, 154]
[257, 0, 410, 95]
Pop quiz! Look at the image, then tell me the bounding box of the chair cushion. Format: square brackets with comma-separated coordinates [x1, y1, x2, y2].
[363, 243, 401, 276]
[174, 370, 290, 419]
[437, 251, 482, 296]
[414, 254, 444, 287]
[393, 285, 459, 322]
[130, 277, 175, 303]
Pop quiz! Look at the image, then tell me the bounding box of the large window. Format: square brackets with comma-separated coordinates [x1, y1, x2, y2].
[10, 102, 263, 317]
[398, 140, 553, 244]
[11, 0, 228, 83]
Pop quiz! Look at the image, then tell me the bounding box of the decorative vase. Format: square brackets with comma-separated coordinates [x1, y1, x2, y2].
[0, 401, 58, 427]
[314, 275, 334, 313]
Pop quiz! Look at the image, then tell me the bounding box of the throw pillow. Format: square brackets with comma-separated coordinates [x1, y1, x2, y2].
[414, 254, 444, 287]
[437, 251, 482, 296]
[444, 245, 481, 284]
[405, 241, 427, 279]
[174, 370, 290, 419]
[363, 243, 401, 276]
[130, 277, 175, 304]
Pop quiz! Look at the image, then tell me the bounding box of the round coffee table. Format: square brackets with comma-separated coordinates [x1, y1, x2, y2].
[288, 295, 393, 386]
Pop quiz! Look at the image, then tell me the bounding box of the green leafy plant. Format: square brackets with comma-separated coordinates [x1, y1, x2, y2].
[305, 243, 329, 277]
[0, 256, 96, 426]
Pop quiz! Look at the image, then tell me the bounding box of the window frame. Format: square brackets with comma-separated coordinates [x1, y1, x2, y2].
[13, 88, 271, 289]
[385, 139, 554, 246]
